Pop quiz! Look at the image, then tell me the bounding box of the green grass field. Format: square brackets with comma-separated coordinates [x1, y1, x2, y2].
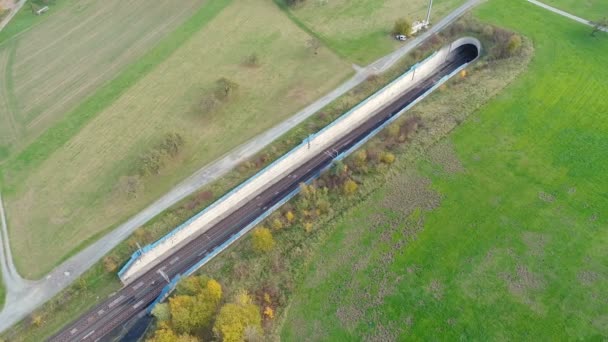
[3, 0, 352, 278]
[0, 0, 206, 155]
[281, 0, 466, 64]
[544, 0, 608, 20]
[282, 0, 608, 339]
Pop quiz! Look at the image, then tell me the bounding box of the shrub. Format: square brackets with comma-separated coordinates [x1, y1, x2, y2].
[31, 314, 43, 327]
[270, 217, 284, 230]
[263, 306, 274, 319]
[214, 77, 239, 101]
[243, 53, 260, 67]
[252, 227, 275, 253]
[380, 152, 396, 164]
[387, 123, 400, 138]
[117, 175, 143, 198]
[102, 256, 118, 273]
[136, 133, 184, 176]
[285, 210, 295, 223]
[393, 18, 412, 36]
[482, 25, 494, 38]
[303, 222, 313, 233]
[506, 34, 522, 56]
[343, 179, 358, 196]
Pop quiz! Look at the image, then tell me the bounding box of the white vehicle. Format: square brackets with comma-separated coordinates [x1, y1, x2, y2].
[395, 34, 407, 41]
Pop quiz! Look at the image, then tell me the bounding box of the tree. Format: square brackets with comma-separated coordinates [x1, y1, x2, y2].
[168, 296, 196, 333]
[251, 227, 275, 253]
[343, 179, 358, 196]
[160, 133, 185, 158]
[214, 77, 239, 101]
[169, 277, 222, 334]
[206, 279, 223, 302]
[152, 303, 171, 322]
[506, 34, 522, 56]
[393, 18, 413, 36]
[591, 17, 607, 37]
[147, 324, 198, 342]
[307, 38, 321, 55]
[177, 275, 206, 296]
[213, 291, 262, 342]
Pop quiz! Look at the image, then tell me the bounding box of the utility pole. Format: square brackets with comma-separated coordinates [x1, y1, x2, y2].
[136, 241, 144, 255]
[425, 0, 433, 25]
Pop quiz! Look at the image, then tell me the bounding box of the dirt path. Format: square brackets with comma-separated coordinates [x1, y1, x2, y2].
[527, 0, 608, 32]
[0, 0, 482, 333]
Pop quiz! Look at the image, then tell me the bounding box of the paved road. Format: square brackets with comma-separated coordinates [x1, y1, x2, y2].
[527, 0, 608, 32]
[49, 42, 479, 342]
[0, 0, 482, 333]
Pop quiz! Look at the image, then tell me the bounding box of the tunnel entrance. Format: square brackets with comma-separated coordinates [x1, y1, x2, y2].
[449, 42, 480, 64]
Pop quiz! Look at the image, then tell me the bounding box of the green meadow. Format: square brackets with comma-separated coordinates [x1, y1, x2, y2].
[282, 0, 608, 339]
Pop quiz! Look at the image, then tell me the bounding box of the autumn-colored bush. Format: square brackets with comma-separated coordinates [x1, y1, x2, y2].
[251, 227, 275, 253]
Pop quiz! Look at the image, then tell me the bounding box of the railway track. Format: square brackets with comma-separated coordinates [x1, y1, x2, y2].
[49, 43, 478, 342]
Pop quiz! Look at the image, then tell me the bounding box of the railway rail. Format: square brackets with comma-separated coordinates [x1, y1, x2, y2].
[49, 41, 478, 342]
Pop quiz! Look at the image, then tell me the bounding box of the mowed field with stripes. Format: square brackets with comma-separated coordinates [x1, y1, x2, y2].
[1, 0, 352, 278]
[0, 0, 205, 154]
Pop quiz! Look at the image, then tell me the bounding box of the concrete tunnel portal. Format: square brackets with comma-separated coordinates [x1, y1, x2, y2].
[450, 41, 480, 65]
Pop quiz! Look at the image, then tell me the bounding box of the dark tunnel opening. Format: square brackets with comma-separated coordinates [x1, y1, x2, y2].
[449, 43, 480, 64]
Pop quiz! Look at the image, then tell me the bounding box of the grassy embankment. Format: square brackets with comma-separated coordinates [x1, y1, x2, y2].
[282, 0, 608, 339]
[2, 0, 352, 278]
[278, 0, 467, 64]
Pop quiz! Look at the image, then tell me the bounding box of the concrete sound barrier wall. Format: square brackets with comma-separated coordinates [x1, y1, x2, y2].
[118, 37, 481, 284]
